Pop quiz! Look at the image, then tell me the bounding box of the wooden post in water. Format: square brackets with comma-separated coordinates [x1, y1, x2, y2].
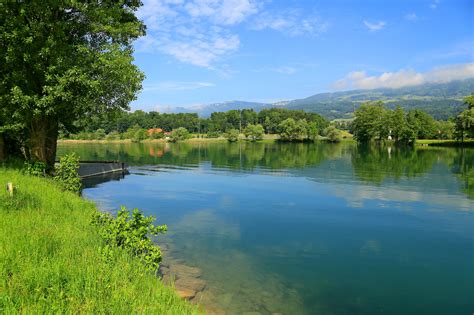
[6, 182, 14, 197]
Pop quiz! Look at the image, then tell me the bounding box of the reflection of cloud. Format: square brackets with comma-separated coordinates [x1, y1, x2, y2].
[173, 208, 241, 239]
[331, 184, 474, 212]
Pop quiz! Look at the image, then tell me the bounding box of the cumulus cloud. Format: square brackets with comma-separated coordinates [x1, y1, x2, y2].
[363, 20, 386, 31]
[332, 63, 474, 90]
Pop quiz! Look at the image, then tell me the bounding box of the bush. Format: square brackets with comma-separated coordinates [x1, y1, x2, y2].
[169, 127, 190, 142]
[244, 124, 264, 141]
[24, 161, 46, 177]
[92, 206, 167, 271]
[132, 128, 147, 142]
[95, 129, 106, 140]
[225, 129, 240, 142]
[206, 131, 221, 138]
[54, 153, 82, 193]
[278, 118, 308, 141]
[105, 131, 121, 140]
[324, 125, 342, 142]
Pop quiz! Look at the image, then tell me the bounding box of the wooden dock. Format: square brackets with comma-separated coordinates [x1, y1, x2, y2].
[76, 161, 128, 178]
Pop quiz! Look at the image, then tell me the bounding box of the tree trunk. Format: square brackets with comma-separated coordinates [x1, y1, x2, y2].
[28, 116, 58, 173]
[0, 133, 4, 161]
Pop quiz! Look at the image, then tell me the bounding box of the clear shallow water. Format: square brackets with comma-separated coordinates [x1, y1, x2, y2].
[57, 142, 474, 315]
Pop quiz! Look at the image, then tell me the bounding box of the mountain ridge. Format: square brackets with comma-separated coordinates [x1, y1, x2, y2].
[157, 79, 474, 120]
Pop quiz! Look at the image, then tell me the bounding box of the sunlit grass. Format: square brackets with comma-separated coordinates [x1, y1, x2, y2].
[0, 168, 201, 314]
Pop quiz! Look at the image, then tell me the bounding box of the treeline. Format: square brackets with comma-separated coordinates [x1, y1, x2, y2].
[64, 108, 329, 140]
[351, 96, 474, 144]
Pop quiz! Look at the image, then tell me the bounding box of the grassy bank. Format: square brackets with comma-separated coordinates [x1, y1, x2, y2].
[416, 139, 474, 147]
[0, 168, 200, 314]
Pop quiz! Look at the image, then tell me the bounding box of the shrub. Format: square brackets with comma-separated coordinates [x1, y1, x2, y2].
[95, 129, 106, 140]
[169, 127, 190, 142]
[132, 128, 147, 142]
[225, 129, 240, 142]
[92, 206, 167, 271]
[324, 125, 342, 142]
[206, 131, 221, 138]
[278, 118, 308, 141]
[244, 124, 264, 141]
[54, 153, 82, 193]
[24, 161, 46, 177]
[106, 131, 121, 140]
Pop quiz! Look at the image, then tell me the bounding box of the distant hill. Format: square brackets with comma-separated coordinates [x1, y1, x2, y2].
[285, 79, 474, 120]
[159, 79, 474, 120]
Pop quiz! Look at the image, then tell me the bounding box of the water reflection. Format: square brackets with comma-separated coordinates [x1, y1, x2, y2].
[59, 141, 474, 200]
[57, 141, 474, 314]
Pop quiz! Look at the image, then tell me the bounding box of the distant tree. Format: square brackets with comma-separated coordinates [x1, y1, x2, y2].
[105, 131, 121, 141]
[307, 122, 319, 141]
[407, 109, 436, 139]
[455, 108, 474, 142]
[352, 101, 389, 142]
[278, 118, 308, 141]
[225, 129, 240, 142]
[324, 126, 342, 142]
[123, 125, 143, 140]
[244, 124, 264, 141]
[132, 129, 147, 143]
[95, 129, 106, 140]
[169, 127, 190, 142]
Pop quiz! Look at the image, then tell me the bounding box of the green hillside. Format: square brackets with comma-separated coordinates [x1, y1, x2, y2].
[285, 79, 473, 120]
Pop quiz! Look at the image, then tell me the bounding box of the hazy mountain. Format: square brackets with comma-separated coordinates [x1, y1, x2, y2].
[158, 79, 473, 120]
[285, 79, 474, 120]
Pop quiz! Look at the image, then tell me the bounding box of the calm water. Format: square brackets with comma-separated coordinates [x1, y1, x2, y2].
[57, 142, 474, 315]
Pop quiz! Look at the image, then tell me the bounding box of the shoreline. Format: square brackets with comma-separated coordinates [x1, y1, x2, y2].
[0, 168, 201, 314]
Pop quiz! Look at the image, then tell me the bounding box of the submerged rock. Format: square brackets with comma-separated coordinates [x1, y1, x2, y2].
[175, 277, 207, 292]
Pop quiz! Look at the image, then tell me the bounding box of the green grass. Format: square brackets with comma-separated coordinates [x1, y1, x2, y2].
[416, 139, 474, 147]
[0, 168, 201, 314]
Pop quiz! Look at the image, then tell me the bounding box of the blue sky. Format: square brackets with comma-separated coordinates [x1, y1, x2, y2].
[131, 0, 473, 111]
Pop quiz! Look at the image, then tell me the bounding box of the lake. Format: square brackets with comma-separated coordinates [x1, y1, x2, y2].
[57, 141, 474, 315]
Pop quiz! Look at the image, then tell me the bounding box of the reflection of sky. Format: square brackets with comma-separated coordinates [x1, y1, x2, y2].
[77, 144, 474, 315]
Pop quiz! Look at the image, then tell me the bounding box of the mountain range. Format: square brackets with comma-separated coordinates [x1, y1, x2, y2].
[158, 79, 474, 120]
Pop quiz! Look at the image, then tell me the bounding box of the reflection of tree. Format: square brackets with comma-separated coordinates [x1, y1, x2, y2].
[58, 142, 344, 170]
[450, 148, 474, 199]
[351, 144, 438, 184]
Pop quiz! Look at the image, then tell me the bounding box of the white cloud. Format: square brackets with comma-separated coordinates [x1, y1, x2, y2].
[363, 20, 386, 32]
[332, 63, 474, 90]
[136, 0, 256, 68]
[251, 9, 329, 37]
[143, 81, 215, 92]
[135, 1, 328, 68]
[274, 66, 297, 75]
[430, 0, 439, 9]
[404, 13, 418, 21]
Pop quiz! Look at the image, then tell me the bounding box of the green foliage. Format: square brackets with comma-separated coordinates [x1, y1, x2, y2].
[53, 153, 81, 194]
[105, 131, 121, 141]
[0, 168, 198, 314]
[92, 207, 167, 271]
[0, 1, 145, 168]
[244, 124, 264, 141]
[278, 118, 308, 141]
[455, 107, 474, 141]
[132, 128, 147, 143]
[225, 129, 240, 142]
[206, 131, 222, 138]
[23, 161, 46, 177]
[324, 126, 342, 142]
[307, 122, 319, 141]
[169, 127, 190, 142]
[94, 129, 106, 140]
[352, 101, 389, 142]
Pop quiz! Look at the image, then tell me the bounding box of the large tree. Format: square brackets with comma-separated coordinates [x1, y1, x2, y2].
[0, 1, 145, 170]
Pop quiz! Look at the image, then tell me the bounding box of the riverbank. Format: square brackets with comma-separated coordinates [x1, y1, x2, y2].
[0, 168, 201, 314]
[416, 139, 474, 147]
